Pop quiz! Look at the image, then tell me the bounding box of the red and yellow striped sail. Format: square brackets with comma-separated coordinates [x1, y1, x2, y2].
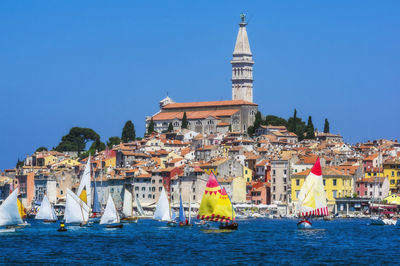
[197, 173, 235, 222]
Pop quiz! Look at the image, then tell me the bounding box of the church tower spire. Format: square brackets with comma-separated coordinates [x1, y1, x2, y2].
[231, 14, 254, 103]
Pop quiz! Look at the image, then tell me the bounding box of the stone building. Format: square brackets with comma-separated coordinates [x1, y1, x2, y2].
[146, 15, 257, 134]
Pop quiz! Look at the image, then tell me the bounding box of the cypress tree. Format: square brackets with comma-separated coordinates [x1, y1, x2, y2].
[121, 120, 136, 143]
[305, 116, 315, 139]
[288, 109, 297, 133]
[147, 118, 155, 135]
[324, 118, 330, 133]
[168, 122, 173, 132]
[181, 112, 188, 129]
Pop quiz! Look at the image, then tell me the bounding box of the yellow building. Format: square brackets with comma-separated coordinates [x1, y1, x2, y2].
[44, 155, 57, 166]
[383, 160, 400, 194]
[243, 166, 253, 182]
[291, 167, 353, 207]
[364, 167, 384, 178]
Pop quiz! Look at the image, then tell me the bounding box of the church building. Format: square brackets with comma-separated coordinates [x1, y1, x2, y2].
[146, 15, 258, 134]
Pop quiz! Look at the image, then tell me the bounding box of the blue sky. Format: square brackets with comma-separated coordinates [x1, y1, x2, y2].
[0, 1, 399, 169]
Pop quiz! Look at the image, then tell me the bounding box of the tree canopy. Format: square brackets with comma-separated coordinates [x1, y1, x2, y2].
[264, 115, 288, 127]
[147, 118, 155, 135]
[35, 146, 48, 153]
[55, 127, 105, 155]
[168, 122, 173, 132]
[121, 120, 136, 143]
[107, 136, 121, 148]
[287, 109, 306, 141]
[181, 112, 188, 129]
[305, 116, 315, 139]
[324, 118, 330, 133]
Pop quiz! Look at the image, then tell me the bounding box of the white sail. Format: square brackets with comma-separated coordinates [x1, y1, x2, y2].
[35, 195, 57, 221]
[0, 189, 23, 227]
[122, 188, 133, 217]
[134, 191, 145, 216]
[153, 187, 171, 221]
[77, 156, 92, 207]
[100, 195, 119, 225]
[64, 188, 90, 224]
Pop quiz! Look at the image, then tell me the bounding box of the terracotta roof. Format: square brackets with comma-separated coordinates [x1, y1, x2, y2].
[163, 100, 257, 109]
[293, 166, 351, 177]
[217, 122, 230, 127]
[151, 109, 240, 121]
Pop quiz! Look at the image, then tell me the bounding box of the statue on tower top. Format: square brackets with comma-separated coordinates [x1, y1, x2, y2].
[240, 13, 246, 23]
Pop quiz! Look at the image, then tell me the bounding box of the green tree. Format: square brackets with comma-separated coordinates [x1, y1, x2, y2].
[168, 122, 173, 132]
[16, 159, 24, 168]
[181, 112, 188, 129]
[288, 109, 297, 133]
[228, 124, 232, 132]
[107, 136, 121, 148]
[247, 125, 255, 136]
[121, 120, 136, 143]
[35, 146, 48, 152]
[264, 115, 288, 127]
[324, 118, 330, 133]
[55, 127, 104, 154]
[305, 116, 315, 139]
[147, 118, 155, 135]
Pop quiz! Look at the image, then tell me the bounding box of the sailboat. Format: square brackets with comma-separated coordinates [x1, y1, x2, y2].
[100, 195, 123, 228]
[0, 188, 23, 231]
[197, 173, 237, 230]
[35, 195, 57, 223]
[297, 157, 329, 229]
[178, 193, 187, 226]
[134, 191, 147, 218]
[91, 173, 102, 219]
[64, 188, 90, 225]
[121, 187, 138, 222]
[153, 187, 176, 225]
[77, 156, 92, 213]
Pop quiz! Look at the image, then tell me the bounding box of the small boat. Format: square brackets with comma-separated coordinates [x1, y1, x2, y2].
[197, 173, 237, 230]
[297, 158, 329, 229]
[370, 216, 397, 226]
[64, 188, 90, 225]
[121, 188, 138, 223]
[153, 187, 176, 225]
[178, 193, 190, 226]
[35, 195, 58, 223]
[0, 188, 24, 229]
[100, 195, 123, 229]
[90, 170, 102, 219]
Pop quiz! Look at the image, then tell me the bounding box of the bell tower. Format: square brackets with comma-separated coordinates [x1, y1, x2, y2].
[231, 14, 254, 103]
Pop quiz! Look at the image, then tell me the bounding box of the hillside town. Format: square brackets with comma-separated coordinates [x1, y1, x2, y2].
[2, 125, 399, 218]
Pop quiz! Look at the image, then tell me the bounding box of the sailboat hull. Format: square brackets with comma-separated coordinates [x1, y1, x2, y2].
[297, 220, 312, 229]
[219, 223, 238, 230]
[106, 224, 123, 229]
[43, 219, 57, 223]
[121, 216, 139, 222]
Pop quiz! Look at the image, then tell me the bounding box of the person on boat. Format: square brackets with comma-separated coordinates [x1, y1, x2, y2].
[58, 222, 67, 232]
[185, 219, 188, 225]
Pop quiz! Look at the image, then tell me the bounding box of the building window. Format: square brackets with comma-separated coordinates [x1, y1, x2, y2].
[390, 180, 395, 184]
[283, 178, 286, 184]
[296, 179, 299, 186]
[159, 187, 162, 192]
[272, 170, 276, 176]
[333, 190, 337, 198]
[142, 187, 145, 191]
[364, 191, 367, 196]
[192, 187, 195, 192]
[323, 179, 326, 186]
[142, 194, 145, 198]
[284, 186, 286, 191]
[60, 190, 63, 195]
[296, 190, 299, 198]
[193, 195, 196, 200]
[148, 194, 152, 198]
[273, 186, 275, 192]
[245, 170, 248, 174]
[392, 171, 395, 176]
[333, 179, 337, 186]
[370, 192, 372, 196]
[135, 187, 139, 191]
[284, 170, 287, 175]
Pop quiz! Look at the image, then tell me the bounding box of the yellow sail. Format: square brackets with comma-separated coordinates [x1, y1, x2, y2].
[79, 189, 87, 204]
[213, 188, 235, 222]
[17, 198, 27, 219]
[198, 173, 222, 220]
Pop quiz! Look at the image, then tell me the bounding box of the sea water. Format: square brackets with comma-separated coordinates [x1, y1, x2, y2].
[0, 219, 399, 265]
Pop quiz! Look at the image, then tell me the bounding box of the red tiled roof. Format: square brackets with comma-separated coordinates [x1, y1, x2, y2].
[151, 109, 240, 121]
[163, 100, 257, 109]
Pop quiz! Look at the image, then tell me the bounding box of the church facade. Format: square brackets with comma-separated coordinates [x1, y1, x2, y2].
[146, 15, 258, 135]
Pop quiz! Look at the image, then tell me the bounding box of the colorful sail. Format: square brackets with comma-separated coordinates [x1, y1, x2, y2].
[179, 193, 186, 224]
[17, 198, 27, 219]
[197, 173, 222, 221]
[0, 188, 23, 227]
[153, 187, 171, 221]
[77, 156, 91, 207]
[100, 195, 119, 225]
[35, 195, 57, 221]
[213, 188, 235, 222]
[297, 158, 328, 217]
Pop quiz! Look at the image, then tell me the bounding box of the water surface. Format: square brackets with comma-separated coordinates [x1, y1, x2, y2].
[0, 219, 398, 265]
